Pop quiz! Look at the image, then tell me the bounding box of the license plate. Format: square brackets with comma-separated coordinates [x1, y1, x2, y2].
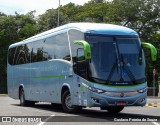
[117, 102, 126, 106]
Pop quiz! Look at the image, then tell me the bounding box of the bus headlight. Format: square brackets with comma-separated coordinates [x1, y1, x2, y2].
[137, 87, 147, 93]
[82, 83, 105, 94]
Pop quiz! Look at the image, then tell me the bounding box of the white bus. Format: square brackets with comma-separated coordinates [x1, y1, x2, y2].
[7, 23, 157, 113]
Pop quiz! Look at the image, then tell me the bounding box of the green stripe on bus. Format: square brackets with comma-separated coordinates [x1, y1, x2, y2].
[34, 75, 65, 79]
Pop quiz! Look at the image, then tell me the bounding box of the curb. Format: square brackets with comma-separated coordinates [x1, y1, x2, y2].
[147, 96, 160, 99]
[0, 94, 8, 96]
[146, 102, 160, 107]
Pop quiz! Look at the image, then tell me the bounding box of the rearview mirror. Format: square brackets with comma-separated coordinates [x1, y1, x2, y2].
[74, 40, 91, 60]
[142, 42, 157, 61]
[77, 48, 85, 61]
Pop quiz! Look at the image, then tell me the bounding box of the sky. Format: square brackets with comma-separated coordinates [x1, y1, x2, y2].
[0, 0, 90, 16]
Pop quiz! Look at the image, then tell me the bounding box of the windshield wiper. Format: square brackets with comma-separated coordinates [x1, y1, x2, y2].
[107, 40, 136, 84]
[114, 42, 124, 82]
[121, 54, 136, 84]
[106, 59, 118, 83]
[106, 43, 120, 83]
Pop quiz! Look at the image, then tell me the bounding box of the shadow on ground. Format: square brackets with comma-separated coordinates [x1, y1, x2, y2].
[12, 103, 160, 122]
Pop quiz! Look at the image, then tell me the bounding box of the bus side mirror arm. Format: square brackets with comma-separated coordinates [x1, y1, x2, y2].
[141, 42, 157, 62]
[73, 40, 91, 60]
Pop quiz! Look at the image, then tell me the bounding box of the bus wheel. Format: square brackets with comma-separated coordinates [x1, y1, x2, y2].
[19, 88, 27, 106]
[62, 90, 81, 113]
[105, 106, 124, 114]
[19, 88, 35, 106]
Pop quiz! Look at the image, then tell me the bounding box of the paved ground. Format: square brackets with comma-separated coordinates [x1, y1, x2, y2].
[147, 98, 160, 107]
[0, 95, 159, 125]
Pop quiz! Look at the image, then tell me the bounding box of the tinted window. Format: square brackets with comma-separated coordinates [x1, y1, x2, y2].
[56, 33, 71, 60]
[8, 40, 44, 65]
[8, 47, 16, 65]
[68, 29, 84, 63]
[43, 36, 56, 60]
[88, 36, 116, 73]
[28, 40, 44, 62]
[8, 44, 30, 65]
[8, 33, 71, 65]
[44, 33, 71, 61]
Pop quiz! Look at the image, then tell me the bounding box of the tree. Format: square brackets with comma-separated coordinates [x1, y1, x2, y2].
[105, 0, 160, 41]
[37, 8, 68, 32]
[60, 3, 83, 22]
[0, 12, 37, 93]
[76, 0, 110, 22]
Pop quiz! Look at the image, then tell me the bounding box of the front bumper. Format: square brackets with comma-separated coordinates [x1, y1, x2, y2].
[87, 90, 147, 107]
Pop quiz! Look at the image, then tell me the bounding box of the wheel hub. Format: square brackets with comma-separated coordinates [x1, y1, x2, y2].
[65, 95, 73, 109]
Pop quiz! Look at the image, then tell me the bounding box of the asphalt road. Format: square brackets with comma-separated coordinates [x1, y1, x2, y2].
[0, 95, 160, 125]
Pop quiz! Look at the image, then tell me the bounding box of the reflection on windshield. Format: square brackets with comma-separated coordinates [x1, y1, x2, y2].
[117, 38, 140, 66]
[86, 35, 146, 85]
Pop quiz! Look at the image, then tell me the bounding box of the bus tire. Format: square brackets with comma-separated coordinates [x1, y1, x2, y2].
[62, 90, 81, 113]
[19, 88, 35, 106]
[19, 88, 27, 106]
[105, 106, 124, 114]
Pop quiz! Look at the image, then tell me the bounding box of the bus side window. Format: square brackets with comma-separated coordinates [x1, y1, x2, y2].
[37, 48, 44, 62]
[8, 47, 16, 65]
[29, 40, 44, 63]
[43, 33, 71, 61]
[55, 33, 71, 61]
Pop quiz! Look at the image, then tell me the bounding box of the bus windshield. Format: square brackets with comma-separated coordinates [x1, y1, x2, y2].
[86, 35, 146, 85]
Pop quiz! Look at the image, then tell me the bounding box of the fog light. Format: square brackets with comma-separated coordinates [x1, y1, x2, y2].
[140, 98, 145, 102]
[91, 97, 100, 103]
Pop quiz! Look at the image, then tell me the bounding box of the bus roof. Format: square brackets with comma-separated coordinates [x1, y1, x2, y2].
[9, 23, 138, 48]
[68, 23, 138, 35]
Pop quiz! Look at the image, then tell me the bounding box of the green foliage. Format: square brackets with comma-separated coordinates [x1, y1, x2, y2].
[105, 0, 160, 41]
[37, 8, 68, 32]
[60, 3, 83, 22]
[0, 11, 37, 93]
[76, 0, 110, 22]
